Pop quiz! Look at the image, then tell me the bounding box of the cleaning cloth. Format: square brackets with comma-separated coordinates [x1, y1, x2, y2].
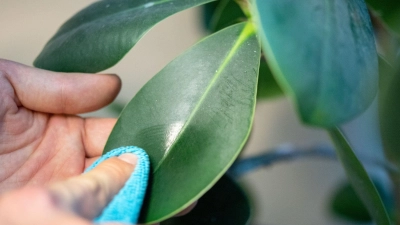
[85, 146, 150, 224]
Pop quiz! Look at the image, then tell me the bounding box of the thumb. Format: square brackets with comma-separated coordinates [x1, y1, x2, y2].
[48, 153, 137, 219]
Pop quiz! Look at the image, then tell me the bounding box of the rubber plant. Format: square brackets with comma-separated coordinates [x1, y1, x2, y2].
[34, 0, 400, 224]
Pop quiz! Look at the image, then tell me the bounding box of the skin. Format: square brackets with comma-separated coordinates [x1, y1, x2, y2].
[0, 59, 193, 225]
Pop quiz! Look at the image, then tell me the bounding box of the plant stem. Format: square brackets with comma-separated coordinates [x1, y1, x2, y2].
[228, 144, 335, 177]
[228, 143, 398, 178]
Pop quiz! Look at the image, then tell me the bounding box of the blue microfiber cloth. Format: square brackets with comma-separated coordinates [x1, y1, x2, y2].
[85, 146, 150, 224]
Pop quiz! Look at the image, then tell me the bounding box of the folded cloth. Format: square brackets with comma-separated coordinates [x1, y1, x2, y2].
[85, 146, 150, 224]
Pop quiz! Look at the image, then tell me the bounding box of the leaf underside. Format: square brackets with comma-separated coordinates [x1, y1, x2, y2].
[253, 0, 378, 127]
[104, 22, 260, 223]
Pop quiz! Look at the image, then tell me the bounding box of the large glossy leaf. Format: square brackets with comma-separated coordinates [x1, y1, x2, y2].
[34, 0, 215, 73]
[161, 175, 251, 225]
[252, 0, 378, 127]
[104, 23, 260, 223]
[366, 0, 400, 35]
[329, 129, 391, 225]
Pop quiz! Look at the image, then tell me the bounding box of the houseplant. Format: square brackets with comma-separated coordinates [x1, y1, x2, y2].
[31, 0, 400, 224]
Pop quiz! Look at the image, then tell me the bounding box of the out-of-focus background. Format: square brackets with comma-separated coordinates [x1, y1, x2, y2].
[0, 1, 365, 224]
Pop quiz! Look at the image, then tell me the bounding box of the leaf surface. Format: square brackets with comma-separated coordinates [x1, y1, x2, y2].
[104, 22, 260, 223]
[161, 175, 251, 225]
[252, 0, 378, 126]
[34, 0, 215, 72]
[329, 129, 391, 225]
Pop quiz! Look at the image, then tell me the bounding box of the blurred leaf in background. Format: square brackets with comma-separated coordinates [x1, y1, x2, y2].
[379, 56, 400, 167]
[331, 180, 393, 222]
[257, 57, 283, 100]
[370, 13, 400, 64]
[161, 175, 251, 225]
[329, 129, 391, 225]
[252, 0, 378, 127]
[366, 0, 400, 36]
[203, 0, 245, 32]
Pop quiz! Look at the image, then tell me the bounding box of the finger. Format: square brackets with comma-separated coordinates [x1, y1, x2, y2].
[0, 187, 92, 225]
[48, 153, 137, 219]
[0, 59, 121, 114]
[82, 118, 117, 158]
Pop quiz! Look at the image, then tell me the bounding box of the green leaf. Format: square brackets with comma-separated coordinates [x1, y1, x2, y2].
[209, 0, 246, 32]
[329, 129, 391, 225]
[257, 57, 283, 100]
[331, 180, 393, 222]
[202, 1, 220, 30]
[107, 101, 126, 116]
[366, 0, 400, 35]
[252, 0, 378, 127]
[34, 0, 215, 73]
[379, 61, 400, 167]
[161, 175, 251, 225]
[104, 23, 260, 223]
[378, 56, 395, 88]
[331, 181, 372, 222]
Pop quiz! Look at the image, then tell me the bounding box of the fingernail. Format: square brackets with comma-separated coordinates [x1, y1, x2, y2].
[117, 153, 137, 165]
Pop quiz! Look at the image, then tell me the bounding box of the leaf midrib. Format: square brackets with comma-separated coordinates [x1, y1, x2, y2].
[311, 0, 335, 122]
[152, 23, 255, 172]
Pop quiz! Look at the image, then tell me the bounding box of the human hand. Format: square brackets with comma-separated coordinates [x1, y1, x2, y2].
[0, 59, 192, 224]
[0, 59, 122, 192]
